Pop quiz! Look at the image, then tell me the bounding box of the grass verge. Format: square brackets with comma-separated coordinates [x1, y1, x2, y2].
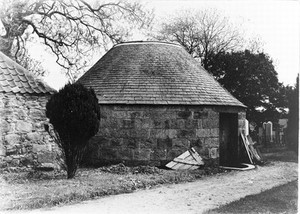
[1, 148, 297, 211]
[261, 149, 298, 163]
[206, 148, 298, 214]
[206, 180, 298, 214]
[1, 163, 226, 210]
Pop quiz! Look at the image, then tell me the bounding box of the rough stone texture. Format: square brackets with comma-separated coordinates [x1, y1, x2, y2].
[15, 121, 33, 133]
[84, 105, 246, 166]
[0, 92, 59, 171]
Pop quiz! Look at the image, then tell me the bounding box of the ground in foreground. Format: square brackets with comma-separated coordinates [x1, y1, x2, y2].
[0, 148, 297, 213]
[207, 180, 298, 214]
[0, 163, 223, 210]
[1, 161, 297, 214]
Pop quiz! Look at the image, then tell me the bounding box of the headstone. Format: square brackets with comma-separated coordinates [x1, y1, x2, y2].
[266, 121, 273, 143]
[263, 122, 267, 129]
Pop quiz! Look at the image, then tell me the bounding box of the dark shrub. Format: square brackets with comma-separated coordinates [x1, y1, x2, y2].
[46, 83, 100, 178]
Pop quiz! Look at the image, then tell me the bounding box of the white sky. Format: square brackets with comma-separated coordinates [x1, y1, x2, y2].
[144, 0, 300, 87]
[3, 0, 299, 89]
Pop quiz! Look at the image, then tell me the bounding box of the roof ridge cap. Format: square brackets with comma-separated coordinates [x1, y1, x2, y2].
[114, 41, 182, 49]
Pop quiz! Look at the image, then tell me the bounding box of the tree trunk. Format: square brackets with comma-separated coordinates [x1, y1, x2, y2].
[65, 142, 86, 179]
[65, 147, 78, 179]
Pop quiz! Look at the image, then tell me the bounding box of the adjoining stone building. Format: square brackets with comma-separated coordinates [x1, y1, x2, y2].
[78, 41, 247, 167]
[0, 51, 57, 171]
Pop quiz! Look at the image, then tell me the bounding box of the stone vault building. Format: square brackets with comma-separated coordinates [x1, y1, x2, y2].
[0, 51, 57, 171]
[78, 41, 247, 167]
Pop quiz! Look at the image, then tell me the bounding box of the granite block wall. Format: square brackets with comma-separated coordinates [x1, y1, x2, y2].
[84, 105, 245, 166]
[0, 92, 59, 171]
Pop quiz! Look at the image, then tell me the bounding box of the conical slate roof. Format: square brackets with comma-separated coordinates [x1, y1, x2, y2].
[0, 51, 56, 94]
[78, 41, 245, 107]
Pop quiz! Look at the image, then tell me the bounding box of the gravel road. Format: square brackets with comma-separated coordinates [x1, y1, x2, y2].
[2, 161, 298, 214]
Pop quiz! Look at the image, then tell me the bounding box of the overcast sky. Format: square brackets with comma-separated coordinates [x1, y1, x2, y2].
[144, 0, 300, 87]
[19, 0, 300, 89]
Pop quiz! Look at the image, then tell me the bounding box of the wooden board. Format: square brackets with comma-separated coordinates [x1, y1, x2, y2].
[240, 133, 254, 164]
[166, 147, 204, 170]
[247, 136, 262, 163]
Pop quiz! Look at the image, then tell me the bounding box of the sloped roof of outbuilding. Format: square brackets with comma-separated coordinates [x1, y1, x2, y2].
[0, 51, 56, 94]
[78, 41, 245, 107]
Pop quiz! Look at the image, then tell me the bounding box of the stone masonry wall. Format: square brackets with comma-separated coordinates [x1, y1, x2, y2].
[0, 92, 59, 171]
[84, 105, 245, 166]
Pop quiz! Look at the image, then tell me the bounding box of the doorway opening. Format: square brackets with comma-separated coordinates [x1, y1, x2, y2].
[219, 113, 239, 166]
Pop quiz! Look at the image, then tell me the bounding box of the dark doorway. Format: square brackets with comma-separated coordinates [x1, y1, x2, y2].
[219, 113, 239, 166]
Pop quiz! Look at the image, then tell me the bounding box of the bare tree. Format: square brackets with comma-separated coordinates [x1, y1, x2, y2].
[0, 0, 153, 80]
[155, 9, 242, 69]
[246, 36, 265, 53]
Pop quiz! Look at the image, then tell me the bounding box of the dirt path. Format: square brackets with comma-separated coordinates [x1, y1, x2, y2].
[2, 161, 298, 214]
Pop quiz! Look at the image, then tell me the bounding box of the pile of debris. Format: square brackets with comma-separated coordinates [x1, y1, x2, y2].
[98, 163, 162, 175]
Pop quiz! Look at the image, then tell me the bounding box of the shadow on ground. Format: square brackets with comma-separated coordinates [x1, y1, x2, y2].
[206, 180, 298, 214]
[206, 148, 298, 214]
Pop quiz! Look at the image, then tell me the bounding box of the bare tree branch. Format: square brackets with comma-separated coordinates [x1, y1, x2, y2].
[0, 0, 153, 80]
[154, 9, 242, 69]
